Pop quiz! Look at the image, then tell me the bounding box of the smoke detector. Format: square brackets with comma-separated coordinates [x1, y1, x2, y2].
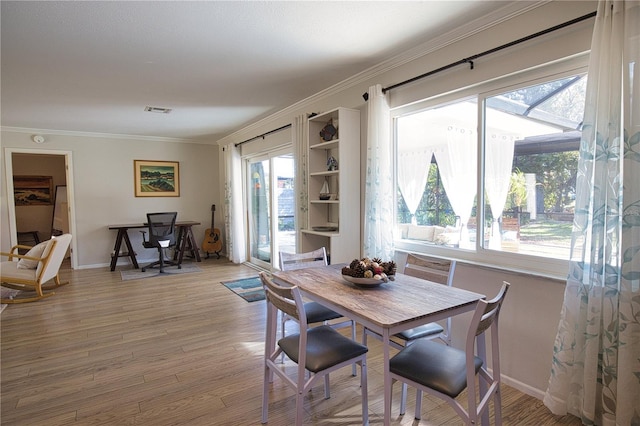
[144, 106, 172, 114]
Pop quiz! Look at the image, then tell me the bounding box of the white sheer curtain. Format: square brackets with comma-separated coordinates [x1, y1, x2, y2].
[436, 125, 477, 247]
[397, 149, 433, 224]
[363, 84, 394, 259]
[484, 132, 516, 248]
[223, 142, 246, 264]
[396, 117, 433, 224]
[293, 114, 308, 236]
[544, 2, 640, 424]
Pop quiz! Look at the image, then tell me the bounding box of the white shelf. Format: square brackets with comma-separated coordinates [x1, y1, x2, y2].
[310, 170, 339, 177]
[301, 107, 360, 264]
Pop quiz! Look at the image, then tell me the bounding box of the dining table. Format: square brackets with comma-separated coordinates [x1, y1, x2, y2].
[273, 264, 485, 426]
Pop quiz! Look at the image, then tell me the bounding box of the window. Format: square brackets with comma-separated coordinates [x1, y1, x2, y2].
[394, 66, 587, 277]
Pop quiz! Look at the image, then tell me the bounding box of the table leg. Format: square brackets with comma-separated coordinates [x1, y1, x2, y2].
[383, 328, 392, 426]
[185, 226, 201, 262]
[122, 231, 138, 269]
[176, 226, 187, 265]
[110, 228, 138, 271]
[174, 227, 186, 262]
[110, 229, 125, 271]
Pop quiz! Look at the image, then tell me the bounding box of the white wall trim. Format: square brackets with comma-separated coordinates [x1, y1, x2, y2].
[4, 147, 78, 269]
[0, 126, 206, 145]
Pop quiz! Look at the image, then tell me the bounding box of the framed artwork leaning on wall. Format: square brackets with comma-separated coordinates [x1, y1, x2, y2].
[13, 175, 54, 206]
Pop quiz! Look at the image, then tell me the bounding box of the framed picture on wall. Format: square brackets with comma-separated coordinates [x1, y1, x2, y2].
[134, 160, 180, 197]
[13, 175, 54, 205]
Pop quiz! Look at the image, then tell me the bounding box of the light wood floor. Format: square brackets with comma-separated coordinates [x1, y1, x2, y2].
[1, 257, 582, 425]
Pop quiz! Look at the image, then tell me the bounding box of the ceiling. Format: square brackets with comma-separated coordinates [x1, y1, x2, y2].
[1, 1, 518, 143]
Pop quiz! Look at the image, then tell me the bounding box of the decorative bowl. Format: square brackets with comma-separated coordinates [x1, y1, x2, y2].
[342, 275, 385, 288]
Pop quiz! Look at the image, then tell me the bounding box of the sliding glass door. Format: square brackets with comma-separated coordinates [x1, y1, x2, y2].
[246, 149, 295, 269]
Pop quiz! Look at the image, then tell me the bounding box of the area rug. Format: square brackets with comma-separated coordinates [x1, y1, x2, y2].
[222, 277, 265, 302]
[1, 288, 21, 313]
[120, 264, 202, 281]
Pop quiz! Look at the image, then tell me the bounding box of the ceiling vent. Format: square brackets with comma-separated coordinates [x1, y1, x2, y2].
[144, 106, 172, 114]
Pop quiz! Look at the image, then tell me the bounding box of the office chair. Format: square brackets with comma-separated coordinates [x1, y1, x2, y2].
[140, 212, 180, 273]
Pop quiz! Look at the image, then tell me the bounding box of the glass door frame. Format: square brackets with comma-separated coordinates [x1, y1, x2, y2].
[244, 146, 295, 270]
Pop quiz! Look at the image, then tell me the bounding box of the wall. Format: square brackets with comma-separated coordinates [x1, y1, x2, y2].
[11, 153, 66, 240]
[396, 251, 567, 397]
[214, 1, 597, 399]
[1, 131, 220, 268]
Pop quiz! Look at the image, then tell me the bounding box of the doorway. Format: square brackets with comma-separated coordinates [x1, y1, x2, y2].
[246, 150, 295, 269]
[4, 148, 77, 269]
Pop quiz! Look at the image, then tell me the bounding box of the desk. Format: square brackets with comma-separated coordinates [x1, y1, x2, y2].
[273, 265, 484, 426]
[108, 221, 201, 271]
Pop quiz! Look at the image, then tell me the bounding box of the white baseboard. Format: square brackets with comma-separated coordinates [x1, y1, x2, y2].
[501, 374, 545, 400]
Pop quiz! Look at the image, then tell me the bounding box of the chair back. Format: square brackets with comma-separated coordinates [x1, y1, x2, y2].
[279, 247, 328, 271]
[260, 272, 306, 327]
[38, 234, 72, 284]
[404, 253, 455, 286]
[146, 212, 177, 248]
[465, 281, 510, 392]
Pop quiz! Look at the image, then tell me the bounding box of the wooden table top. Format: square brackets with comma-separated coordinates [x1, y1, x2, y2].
[274, 265, 484, 330]
[108, 221, 200, 230]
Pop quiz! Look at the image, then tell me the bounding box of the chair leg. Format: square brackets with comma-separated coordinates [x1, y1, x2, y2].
[494, 384, 503, 425]
[280, 314, 287, 364]
[399, 383, 408, 415]
[324, 374, 331, 399]
[415, 389, 423, 420]
[262, 362, 271, 423]
[360, 358, 369, 426]
[351, 320, 357, 376]
[295, 388, 305, 426]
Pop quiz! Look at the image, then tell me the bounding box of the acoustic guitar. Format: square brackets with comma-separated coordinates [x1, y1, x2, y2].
[202, 204, 222, 258]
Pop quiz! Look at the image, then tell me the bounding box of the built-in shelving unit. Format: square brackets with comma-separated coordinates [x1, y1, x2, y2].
[300, 107, 360, 264]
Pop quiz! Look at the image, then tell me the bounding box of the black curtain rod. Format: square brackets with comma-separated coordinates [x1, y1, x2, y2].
[235, 123, 292, 147]
[363, 10, 596, 100]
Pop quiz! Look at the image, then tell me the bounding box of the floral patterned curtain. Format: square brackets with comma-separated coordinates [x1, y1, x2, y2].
[543, 2, 640, 424]
[363, 84, 394, 259]
[293, 114, 308, 238]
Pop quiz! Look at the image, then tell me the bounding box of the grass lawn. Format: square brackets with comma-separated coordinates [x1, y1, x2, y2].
[520, 219, 573, 246]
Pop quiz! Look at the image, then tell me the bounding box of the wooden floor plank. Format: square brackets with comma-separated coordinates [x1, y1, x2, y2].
[1, 257, 581, 425]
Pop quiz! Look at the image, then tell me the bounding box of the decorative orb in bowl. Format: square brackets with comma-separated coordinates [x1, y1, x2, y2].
[340, 257, 397, 288]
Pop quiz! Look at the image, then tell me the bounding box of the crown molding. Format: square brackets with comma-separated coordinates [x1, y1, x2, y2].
[0, 126, 206, 144]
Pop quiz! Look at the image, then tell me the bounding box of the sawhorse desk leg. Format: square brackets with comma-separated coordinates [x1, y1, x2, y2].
[110, 228, 139, 271]
[174, 225, 202, 265]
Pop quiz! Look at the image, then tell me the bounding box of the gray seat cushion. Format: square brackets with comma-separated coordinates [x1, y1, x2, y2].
[396, 322, 444, 341]
[389, 339, 482, 398]
[304, 301, 343, 323]
[278, 325, 368, 373]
